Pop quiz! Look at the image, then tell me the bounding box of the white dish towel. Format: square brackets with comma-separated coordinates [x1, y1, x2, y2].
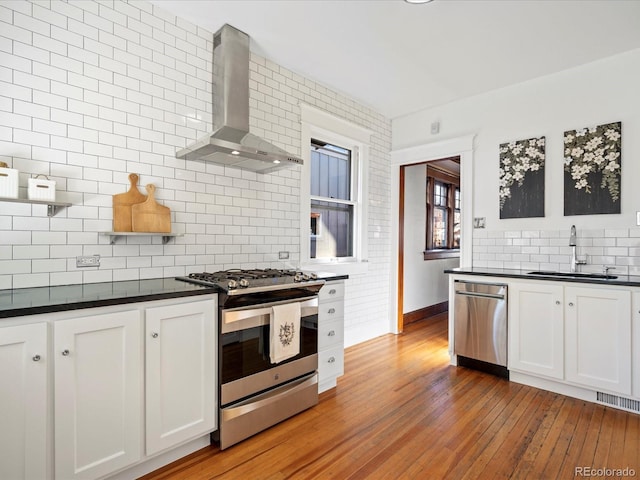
[270, 302, 301, 364]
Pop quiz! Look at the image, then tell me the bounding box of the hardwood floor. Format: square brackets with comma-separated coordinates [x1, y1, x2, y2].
[141, 313, 640, 479]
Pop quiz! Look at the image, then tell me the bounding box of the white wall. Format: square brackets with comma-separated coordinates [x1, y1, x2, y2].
[0, 1, 392, 345]
[393, 48, 640, 272]
[403, 163, 457, 313]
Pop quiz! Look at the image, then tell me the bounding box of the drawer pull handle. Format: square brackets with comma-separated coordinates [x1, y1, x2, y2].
[32, 354, 41, 362]
[328, 357, 335, 363]
[328, 308, 336, 314]
[151, 332, 159, 338]
[328, 330, 336, 337]
[329, 289, 336, 295]
[61, 349, 70, 356]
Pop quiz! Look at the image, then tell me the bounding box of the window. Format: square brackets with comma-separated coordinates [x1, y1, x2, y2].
[300, 104, 371, 273]
[310, 140, 354, 259]
[425, 163, 460, 260]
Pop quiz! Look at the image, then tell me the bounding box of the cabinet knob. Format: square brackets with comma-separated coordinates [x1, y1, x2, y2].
[61, 349, 70, 356]
[328, 330, 336, 337]
[568, 302, 574, 307]
[329, 289, 336, 295]
[328, 357, 335, 363]
[328, 308, 336, 314]
[32, 354, 41, 362]
[555, 300, 561, 305]
[151, 332, 159, 338]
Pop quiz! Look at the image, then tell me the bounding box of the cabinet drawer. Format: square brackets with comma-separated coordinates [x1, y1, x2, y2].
[319, 346, 344, 380]
[319, 300, 343, 320]
[320, 282, 344, 302]
[319, 319, 343, 350]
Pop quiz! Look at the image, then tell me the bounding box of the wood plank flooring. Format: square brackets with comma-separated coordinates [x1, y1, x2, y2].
[140, 313, 640, 479]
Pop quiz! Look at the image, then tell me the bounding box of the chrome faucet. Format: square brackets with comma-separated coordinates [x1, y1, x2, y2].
[569, 225, 587, 273]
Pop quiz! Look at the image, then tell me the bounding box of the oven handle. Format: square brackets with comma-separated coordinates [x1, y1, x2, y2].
[221, 372, 318, 422]
[222, 296, 318, 325]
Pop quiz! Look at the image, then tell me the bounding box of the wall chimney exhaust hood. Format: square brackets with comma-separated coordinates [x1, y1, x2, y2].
[176, 24, 303, 173]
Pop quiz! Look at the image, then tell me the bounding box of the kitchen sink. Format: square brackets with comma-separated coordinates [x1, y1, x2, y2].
[527, 271, 617, 280]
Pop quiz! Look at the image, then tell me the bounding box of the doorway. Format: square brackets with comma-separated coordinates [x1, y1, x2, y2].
[390, 134, 474, 335]
[398, 158, 461, 332]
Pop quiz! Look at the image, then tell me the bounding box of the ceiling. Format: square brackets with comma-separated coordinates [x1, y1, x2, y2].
[150, 0, 640, 120]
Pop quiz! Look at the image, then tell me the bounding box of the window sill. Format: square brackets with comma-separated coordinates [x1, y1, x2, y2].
[423, 250, 460, 260]
[301, 261, 369, 276]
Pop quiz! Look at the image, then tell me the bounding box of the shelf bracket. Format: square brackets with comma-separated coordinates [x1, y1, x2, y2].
[162, 236, 171, 245]
[47, 204, 62, 217]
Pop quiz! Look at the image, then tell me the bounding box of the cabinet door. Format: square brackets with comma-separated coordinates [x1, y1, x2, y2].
[145, 299, 216, 455]
[632, 293, 640, 399]
[0, 323, 48, 480]
[54, 310, 141, 480]
[565, 286, 631, 395]
[508, 282, 564, 379]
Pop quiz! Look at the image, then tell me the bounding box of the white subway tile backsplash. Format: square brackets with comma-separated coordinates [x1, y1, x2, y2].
[0, 0, 389, 349]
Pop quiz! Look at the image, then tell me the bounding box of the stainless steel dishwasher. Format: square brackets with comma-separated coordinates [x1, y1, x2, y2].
[454, 280, 508, 375]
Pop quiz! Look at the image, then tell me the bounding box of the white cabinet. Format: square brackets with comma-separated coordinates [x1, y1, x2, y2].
[0, 322, 48, 480]
[145, 299, 217, 455]
[508, 282, 564, 380]
[565, 286, 631, 396]
[318, 281, 345, 392]
[54, 309, 142, 480]
[633, 293, 640, 399]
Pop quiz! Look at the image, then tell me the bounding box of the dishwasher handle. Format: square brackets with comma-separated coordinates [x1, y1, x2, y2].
[455, 290, 505, 300]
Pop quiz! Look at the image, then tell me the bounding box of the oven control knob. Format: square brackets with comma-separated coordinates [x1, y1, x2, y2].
[294, 273, 303, 282]
[239, 278, 249, 288]
[308, 272, 317, 280]
[227, 279, 237, 290]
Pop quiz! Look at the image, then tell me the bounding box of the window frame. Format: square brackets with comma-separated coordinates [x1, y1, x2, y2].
[425, 165, 460, 261]
[300, 104, 371, 274]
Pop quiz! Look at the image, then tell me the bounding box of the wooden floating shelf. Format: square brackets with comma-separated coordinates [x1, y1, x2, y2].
[0, 197, 72, 217]
[100, 232, 183, 245]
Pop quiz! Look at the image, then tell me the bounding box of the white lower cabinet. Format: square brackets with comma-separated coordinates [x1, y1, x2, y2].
[508, 282, 564, 379]
[633, 293, 640, 399]
[145, 299, 217, 455]
[0, 322, 48, 480]
[507, 280, 634, 398]
[318, 281, 345, 392]
[565, 286, 631, 395]
[54, 309, 142, 480]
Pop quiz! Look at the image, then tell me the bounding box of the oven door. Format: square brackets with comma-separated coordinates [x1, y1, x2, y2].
[220, 296, 318, 406]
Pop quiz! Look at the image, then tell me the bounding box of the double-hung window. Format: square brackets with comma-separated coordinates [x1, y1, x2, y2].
[300, 104, 371, 273]
[310, 140, 354, 259]
[425, 164, 460, 260]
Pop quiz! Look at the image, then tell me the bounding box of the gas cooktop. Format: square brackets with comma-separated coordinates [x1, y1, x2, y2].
[176, 269, 324, 295]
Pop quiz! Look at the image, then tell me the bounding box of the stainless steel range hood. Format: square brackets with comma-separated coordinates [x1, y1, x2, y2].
[176, 24, 303, 173]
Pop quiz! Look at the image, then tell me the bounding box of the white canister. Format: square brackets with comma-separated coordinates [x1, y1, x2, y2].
[0, 162, 19, 199]
[28, 175, 56, 201]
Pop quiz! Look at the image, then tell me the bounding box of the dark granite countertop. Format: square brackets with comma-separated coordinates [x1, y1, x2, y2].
[444, 267, 640, 287]
[0, 273, 349, 320]
[0, 278, 218, 319]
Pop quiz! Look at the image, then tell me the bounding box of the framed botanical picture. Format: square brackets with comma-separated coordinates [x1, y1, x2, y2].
[564, 121, 621, 216]
[499, 136, 545, 219]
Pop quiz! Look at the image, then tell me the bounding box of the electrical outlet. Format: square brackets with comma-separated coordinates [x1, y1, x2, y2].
[279, 251, 289, 260]
[76, 255, 101, 267]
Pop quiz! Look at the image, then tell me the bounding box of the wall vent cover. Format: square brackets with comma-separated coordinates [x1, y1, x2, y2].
[596, 391, 640, 413]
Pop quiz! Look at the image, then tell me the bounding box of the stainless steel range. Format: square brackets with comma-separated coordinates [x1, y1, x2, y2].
[177, 269, 325, 449]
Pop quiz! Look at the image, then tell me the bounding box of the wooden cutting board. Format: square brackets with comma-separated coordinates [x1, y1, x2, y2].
[131, 184, 171, 233]
[112, 173, 146, 232]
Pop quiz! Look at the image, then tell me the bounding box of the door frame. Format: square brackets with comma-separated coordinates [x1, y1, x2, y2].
[389, 135, 475, 333]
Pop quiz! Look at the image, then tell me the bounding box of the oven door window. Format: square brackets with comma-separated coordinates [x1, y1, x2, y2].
[221, 314, 318, 384]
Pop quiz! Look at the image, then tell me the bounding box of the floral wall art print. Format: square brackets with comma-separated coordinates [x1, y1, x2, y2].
[564, 121, 621, 216]
[499, 136, 545, 219]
